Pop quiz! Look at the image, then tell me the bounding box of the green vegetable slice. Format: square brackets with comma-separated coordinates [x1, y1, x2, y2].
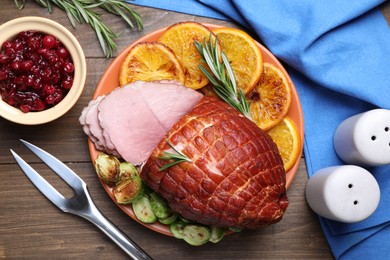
[209, 226, 226, 243]
[169, 221, 187, 239]
[182, 225, 211, 246]
[179, 215, 192, 223]
[229, 226, 243, 233]
[132, 196, 157, 223]
[159, 212, 178, 225]
[150, 192, 171, 219]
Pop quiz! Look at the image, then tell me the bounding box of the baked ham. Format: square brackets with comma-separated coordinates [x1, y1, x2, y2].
[140, 96, 288, 229]
[80, 80, 288, 229]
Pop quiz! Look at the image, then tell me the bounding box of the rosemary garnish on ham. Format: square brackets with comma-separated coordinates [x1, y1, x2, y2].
[158, 139, 192, 171]
[195, 36, 252, 120]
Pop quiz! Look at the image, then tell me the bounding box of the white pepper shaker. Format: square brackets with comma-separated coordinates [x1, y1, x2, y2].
[334, 109, 390, 166]
[305, 165, 380, 223]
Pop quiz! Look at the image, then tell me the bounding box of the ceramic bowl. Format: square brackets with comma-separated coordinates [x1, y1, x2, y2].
[0, 16, 87, 125]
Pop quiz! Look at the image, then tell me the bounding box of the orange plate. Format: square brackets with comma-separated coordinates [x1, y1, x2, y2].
[89, 24, 304, 236]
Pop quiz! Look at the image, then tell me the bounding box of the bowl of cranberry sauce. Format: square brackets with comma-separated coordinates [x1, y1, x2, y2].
[0, 16, 86, 125]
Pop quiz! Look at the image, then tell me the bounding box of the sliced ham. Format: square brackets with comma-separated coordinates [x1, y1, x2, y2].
[136, 80, 203, 131]
[80, 80, 203, 165]
[84, 96, 105, 150]
[98, 85, 166, 165]
[140, 97, 288, 229]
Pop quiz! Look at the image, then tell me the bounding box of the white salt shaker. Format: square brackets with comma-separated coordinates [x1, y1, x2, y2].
[334, 109, 390, 166]
[305, 165, 380, 223]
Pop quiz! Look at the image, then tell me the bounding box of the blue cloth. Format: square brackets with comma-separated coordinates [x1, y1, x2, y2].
[128, 0, 390, 258]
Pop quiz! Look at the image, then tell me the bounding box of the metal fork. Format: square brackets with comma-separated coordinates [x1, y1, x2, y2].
[10, 139, 152, 260]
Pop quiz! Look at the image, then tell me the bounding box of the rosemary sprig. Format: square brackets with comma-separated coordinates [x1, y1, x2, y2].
[14, 0, 143, 58]
[195, 36, 252, 120]
[158, 139, 191, 171]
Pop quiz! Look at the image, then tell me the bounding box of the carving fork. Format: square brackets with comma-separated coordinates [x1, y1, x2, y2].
[10, 139, 152, 260]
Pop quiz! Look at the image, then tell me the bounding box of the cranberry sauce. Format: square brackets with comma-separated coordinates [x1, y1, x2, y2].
[0, 30, 74, 113]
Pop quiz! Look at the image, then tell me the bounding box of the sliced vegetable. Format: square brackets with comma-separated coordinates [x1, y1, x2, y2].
[170, 221, 187, 239]
[209, 226, 226, 243]
[94, 153, 120, 184]
[113, 176, 144, 204]
[132, 196, 157, 223]
[150, 192, 171, 219]
[182, 225, 211, 246]
[229, 226, 243, 233]
[159, 212, 178, 225]
[179, 215, 192, 223]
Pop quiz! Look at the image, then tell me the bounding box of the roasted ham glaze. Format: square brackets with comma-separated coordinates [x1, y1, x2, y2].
[141, 97, 288, 229]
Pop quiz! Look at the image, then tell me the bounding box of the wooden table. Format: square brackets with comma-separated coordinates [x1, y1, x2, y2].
[1, 2, 389, 259]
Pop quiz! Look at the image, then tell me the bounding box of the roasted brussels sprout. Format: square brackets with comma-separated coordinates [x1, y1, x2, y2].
[113, 176, 144, 204]
[94, 153, 120, 184]
[119, 162, 139, 181]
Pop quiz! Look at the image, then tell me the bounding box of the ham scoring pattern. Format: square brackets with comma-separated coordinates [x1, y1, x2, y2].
[141, 97, 288, 229]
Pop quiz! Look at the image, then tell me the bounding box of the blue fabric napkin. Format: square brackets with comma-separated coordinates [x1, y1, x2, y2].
[129, 0, 390, 258]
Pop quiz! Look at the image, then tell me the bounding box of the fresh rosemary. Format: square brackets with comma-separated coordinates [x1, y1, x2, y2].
[14, 0, 143, 58]
[195, 36, 252, 120]
[158, 139, 191, 171]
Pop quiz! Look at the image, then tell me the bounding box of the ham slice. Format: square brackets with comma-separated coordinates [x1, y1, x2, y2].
[140, 97, 288, 229]
[80, 81, 203, 165]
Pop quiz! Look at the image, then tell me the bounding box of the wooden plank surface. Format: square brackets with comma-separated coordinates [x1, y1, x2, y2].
[1, 1, 389, 259]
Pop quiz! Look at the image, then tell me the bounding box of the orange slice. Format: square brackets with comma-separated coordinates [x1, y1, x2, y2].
[268, 117, 301, 172]
[119, 42, 185, 86]
[212, 27, 263, 94]
[158, 21, 214, 90]
[247, 62, 292, 130]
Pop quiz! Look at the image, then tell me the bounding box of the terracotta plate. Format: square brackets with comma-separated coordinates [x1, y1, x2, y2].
[89, 24, 304, 236]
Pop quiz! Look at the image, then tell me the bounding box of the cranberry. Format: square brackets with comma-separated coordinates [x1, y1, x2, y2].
[28, 39, 41, 51]
[0, 54, 9, 64]
[43, 84, 55, 95]
[31, 65, 40, 75]
[45, 95, 55, 105]
[26, 75, 34, 86]
[57, 47, 69, 59]
[64, 62, 74, 73]
[52, 89, 64, 104]
[34, 99, 46, 111]
[11, 41, 24, 52]
[0, 69, 7, 80]
[42, 35, 56, 49]
[42, 67, 52, 82]
[20, 104, 31, 113]
[21, 60, 33, 71]
[0, 30, 74, 113]
[11, 61, 20, 70]
[2, 41, 12, 50]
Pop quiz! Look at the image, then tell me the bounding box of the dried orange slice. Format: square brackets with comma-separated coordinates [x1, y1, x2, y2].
[158, 21, 213, 90]
[212, 27, 263, 94]
[247, 62, 292, 130]
[268, 117, 301, 172]
[119, 42, 185, 86]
